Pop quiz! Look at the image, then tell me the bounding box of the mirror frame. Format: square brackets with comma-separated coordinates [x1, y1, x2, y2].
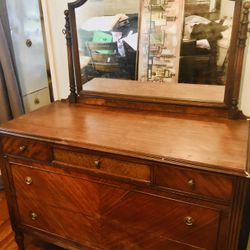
[64, 0, 250, 119]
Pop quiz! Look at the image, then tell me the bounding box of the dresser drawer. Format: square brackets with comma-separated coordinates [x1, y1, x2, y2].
[16, 194, 218, 250]
[17, 197, 100, 249]
[101, 192, 221, 250]
[14, 163, 221, 250]
[1, 136, 51, 162]
[11, 163, 133, 218]
[54, 148, 151, 182]
[155, 166, 233, 201]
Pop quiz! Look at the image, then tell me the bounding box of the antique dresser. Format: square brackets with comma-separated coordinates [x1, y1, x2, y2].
[1, 0, 250, 249]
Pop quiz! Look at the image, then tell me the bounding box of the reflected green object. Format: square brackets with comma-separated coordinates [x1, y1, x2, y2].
[92, 31, 113, 54]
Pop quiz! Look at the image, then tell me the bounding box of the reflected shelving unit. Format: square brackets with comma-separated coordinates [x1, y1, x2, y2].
[139, 0, 184, 83]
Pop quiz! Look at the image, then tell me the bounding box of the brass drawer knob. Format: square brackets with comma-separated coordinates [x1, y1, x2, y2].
[34, 97, 40, 105]
[184, 216, 194, 226]
[31, 212, 38, 221]
[25, 176, 33, 185]
[19, 145, 27, 152]
[94, 160, 101, 169]
[187, 179, 195, 190]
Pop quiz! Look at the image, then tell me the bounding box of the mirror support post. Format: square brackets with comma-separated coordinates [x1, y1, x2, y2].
[64, 10, 77, 103]
[230, 1, 250, 119]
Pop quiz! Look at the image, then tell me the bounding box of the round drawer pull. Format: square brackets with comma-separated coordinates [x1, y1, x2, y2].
[94, 160, 101, 169]
[31, 212, 38, 221]
[25, 176, 33, 185]
[19, 145, 27, 152]
[34, 97, 40, 105]
[26, 39, 32, 48]
[184, 216, 194, 226]
[187, 179, 195, 190]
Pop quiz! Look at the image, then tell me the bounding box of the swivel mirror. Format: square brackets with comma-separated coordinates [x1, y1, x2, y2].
[65, 0, 250, 118]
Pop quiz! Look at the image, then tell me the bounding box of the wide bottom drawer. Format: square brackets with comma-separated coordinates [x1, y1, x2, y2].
[16, 191, 220, 250]
[18, 196, 205, 250]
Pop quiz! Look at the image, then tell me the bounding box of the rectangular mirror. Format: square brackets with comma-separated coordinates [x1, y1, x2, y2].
[75, 0, 235, 89]
[66, 0, 249, 117]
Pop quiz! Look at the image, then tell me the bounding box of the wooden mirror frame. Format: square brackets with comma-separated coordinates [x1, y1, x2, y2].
[64, 0, 250, 119]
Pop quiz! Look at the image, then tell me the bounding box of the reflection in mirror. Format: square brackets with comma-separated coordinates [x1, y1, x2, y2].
[138, 0, 235, 85]
[75, 0, 140, 84]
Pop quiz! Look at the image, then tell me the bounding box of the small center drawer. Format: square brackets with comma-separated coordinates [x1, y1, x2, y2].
[1, 136, 51, 162]
[155, 166, 233, 201]
[53, 148, 151, 182]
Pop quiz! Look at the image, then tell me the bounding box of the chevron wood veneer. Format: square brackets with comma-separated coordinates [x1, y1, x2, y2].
[0, 192, 65, 250]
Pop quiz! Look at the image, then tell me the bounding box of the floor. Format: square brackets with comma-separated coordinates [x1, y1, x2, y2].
[1, 190, 250, 250]
[0, 191, 17, 250]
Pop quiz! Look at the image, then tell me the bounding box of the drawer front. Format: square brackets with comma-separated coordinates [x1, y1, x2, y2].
[54, 148, 151, 182]
[1, 136, 51, 162]
[12, 164, 221, 250]
[102, 192, 220, 250]
[155, 166, 233, 201]
[17, 196, 212, 250]
[22, 87, 51, 113]
[11, 163, 133, 218]
[17, 197, 100, 249]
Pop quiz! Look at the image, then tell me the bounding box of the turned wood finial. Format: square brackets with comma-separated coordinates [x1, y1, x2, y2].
[229, 1, 250, 119]
[63, 9, 77, 103]
[238, 1, 250, 47]
[243, 1, 250, 9]
[63, 10, 71, 46]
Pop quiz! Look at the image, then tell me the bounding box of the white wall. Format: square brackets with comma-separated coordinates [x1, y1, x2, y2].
[239, 39, 250, 117]
[41, 0, 250, 116]
[41, 0, 75, 100]
[220, 0, 235, 18]
[76, 0, 139, 26]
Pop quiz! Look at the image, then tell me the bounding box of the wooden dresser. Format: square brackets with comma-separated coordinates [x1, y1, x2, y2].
[0, 101, 249, 250]
[1, 0, 250, 248]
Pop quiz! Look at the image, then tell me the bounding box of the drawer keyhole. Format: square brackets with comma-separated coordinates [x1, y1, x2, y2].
[187, 179, 195, 190]
[25, 176, 33, 185]
[94, 160, 101, 169]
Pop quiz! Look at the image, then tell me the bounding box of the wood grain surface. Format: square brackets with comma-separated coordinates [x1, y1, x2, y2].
[9, 164, 224, 250]
[0, 192, 65, 250]
[82, 78, 225, 103]
[0, 101, 249, 175]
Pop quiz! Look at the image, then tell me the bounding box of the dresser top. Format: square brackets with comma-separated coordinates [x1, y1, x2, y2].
[0, 101, 249, 176]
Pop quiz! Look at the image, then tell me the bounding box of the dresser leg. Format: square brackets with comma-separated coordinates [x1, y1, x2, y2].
[15, 231, 25, 250]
